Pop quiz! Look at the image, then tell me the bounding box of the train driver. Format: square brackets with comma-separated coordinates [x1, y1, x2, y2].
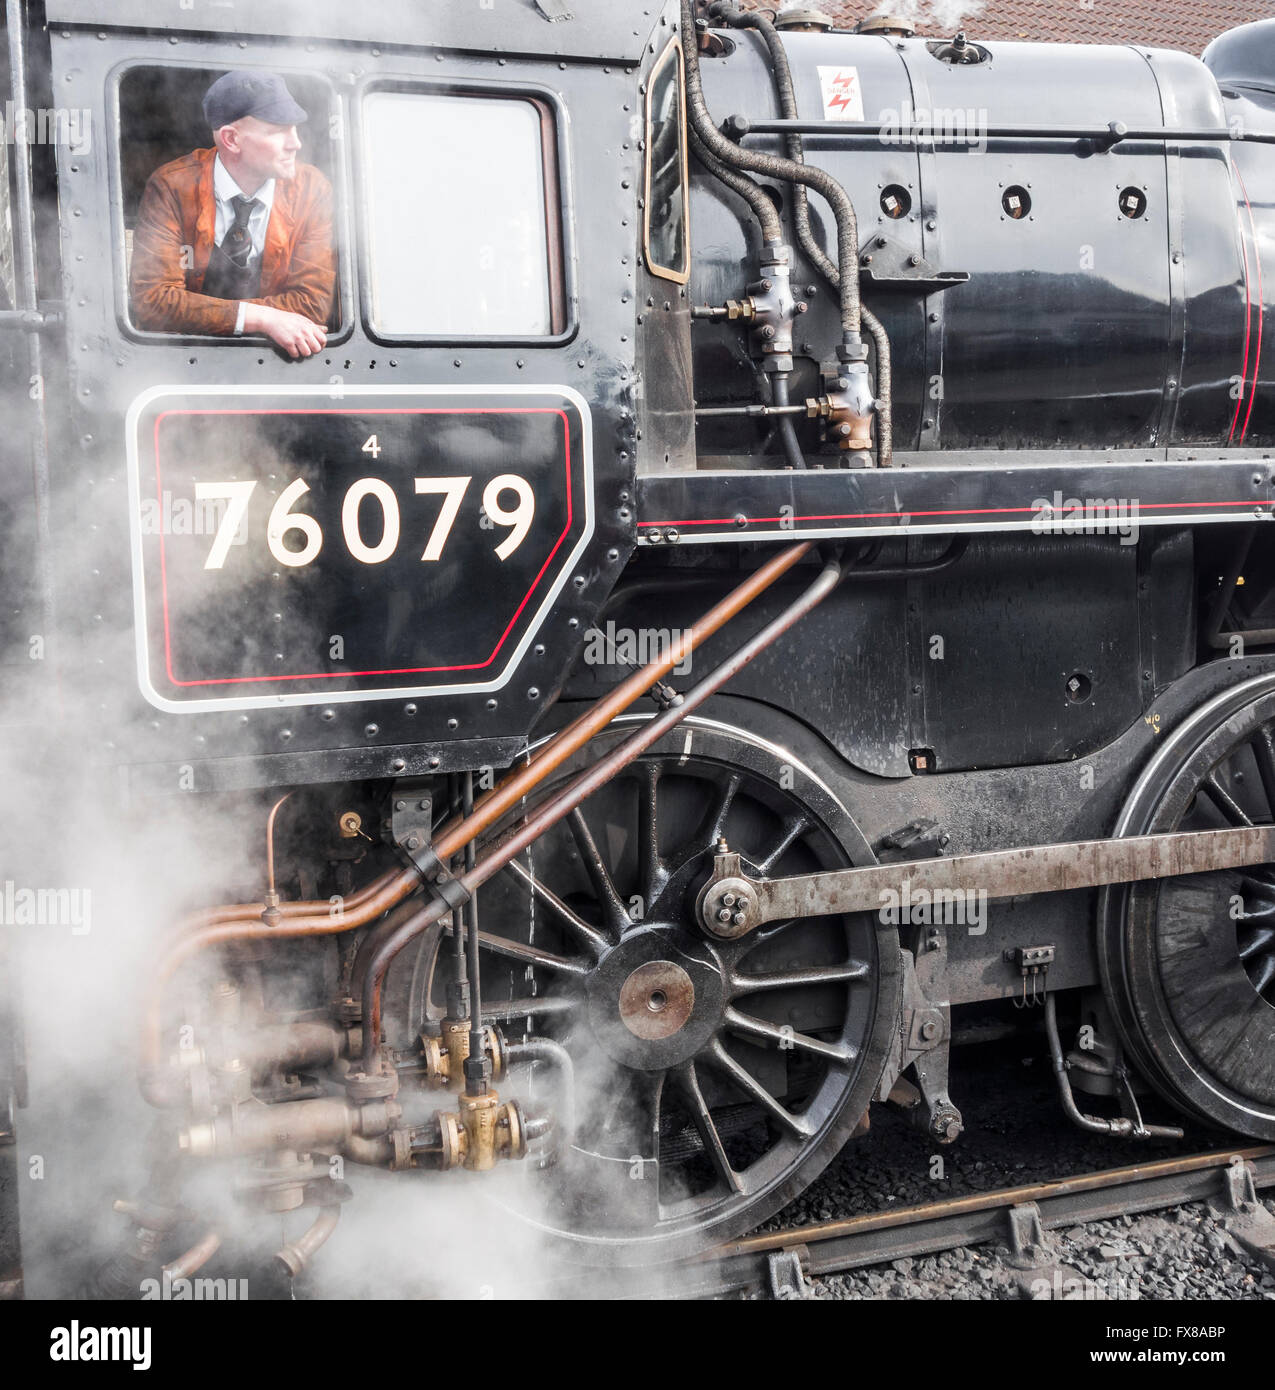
[129, 70, 335, 358]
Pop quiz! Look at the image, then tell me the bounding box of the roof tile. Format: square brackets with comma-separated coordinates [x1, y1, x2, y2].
[723, 1, 1274, 57]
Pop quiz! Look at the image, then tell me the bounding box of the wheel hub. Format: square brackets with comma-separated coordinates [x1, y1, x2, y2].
[586, 926, 725, 1071]
[617, 960, 695, 1040]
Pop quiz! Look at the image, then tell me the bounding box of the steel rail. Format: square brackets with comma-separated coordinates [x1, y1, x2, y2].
[698, 1145, 1275, 1297]
[537, 1145, 1275, 1299]
[713, 1145, 1275, 1263]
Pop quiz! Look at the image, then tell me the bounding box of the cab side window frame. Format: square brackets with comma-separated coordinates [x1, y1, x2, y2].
[643, 38, 690, 286]
[108, 59, 353, 348]
[353, 76, 575, 347]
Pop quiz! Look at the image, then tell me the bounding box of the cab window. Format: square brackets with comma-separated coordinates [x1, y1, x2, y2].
[360, 89, 566, 340]
[644, 40, 690, 284]
[117, 66, 342, 342]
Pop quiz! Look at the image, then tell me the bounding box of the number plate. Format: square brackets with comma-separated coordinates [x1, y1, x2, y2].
[127, 386, 593, 711]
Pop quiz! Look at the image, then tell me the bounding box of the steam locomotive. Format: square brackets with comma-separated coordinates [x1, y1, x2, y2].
[2, 0, 1275, 1295]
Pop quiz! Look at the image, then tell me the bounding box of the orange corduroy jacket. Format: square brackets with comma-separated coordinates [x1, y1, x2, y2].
[129, 147, 336, 336]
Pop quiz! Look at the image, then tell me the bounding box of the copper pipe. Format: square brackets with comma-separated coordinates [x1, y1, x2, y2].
[359, 551, 845, 1069]
[174, 868, 402, 939]
[161, 1229, 221, 1282]
[429, 541, 813, 860]
[349, 898, 440, 1002]
[140, 866, 420, 1099]
[141, 546, 812, 1100]
[275, 1205, 341, 1278]
[264, 791, 294, 899]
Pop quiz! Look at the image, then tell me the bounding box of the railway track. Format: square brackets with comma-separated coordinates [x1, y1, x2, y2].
[538, 1144, 1275, 1299]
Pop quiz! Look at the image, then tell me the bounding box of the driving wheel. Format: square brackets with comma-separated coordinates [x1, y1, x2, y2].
[409, 712, 901, 1263]
[1098, 677, 1275, 1138]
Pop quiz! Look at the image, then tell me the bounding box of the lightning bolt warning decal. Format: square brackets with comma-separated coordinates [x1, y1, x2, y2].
[818, 66, 864, 122]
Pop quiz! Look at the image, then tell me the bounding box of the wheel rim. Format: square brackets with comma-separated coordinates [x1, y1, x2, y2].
[409, 715, 900, 1262]
[1099, 679, 1275, 1137]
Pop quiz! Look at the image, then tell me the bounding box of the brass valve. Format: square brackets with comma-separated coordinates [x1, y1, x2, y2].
[807, 360, 877, 453]
[421, 1021, 506, 1090]
[436, 1090, 527, 1172]
[725, 297, 756, 321]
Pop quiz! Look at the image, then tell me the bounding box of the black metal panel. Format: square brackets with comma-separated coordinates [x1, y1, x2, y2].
[1223, 110, 1275, 446]
[42, 0, 663, 64]
[565, 527, 1195, 777]
[635, 454, 1274, 545]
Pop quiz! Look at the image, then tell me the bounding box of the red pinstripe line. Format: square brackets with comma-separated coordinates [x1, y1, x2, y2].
[1229, 158, 1253, 445]
[1238, 164, 1264, 443]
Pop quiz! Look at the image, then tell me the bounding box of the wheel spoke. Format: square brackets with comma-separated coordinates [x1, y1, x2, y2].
[1241, 877, 1275, 904]
[757, 814, 813, 875]
[587, 1069, 665, 1223]
[503, 858, 609, 959]
[1239, 925, 1275, 960]
[721, 918, 801, 968]
[450, 925, 590, 978]
[665, 771, 745, 879]
[671, 1062, 743, 1195]
[702, 771, 742, 848]
[635, 761, 667, 906]
[729, 961, 870, 995]
[567, 808, 629, 937]
[481, 995, 575, 1021]
[703, 1039, 811, 1139]
[724, 1005, 853, 1063]
[1199, 772, 1255, 827]
[1252, 726, 1275, 815]
[1251, 952, 1275, 997]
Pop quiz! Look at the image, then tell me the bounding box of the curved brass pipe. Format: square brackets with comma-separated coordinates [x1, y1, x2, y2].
[264, 791, 294, 899]
[275, 1206, 341, 1278]
[161, 1229, 221, 1282]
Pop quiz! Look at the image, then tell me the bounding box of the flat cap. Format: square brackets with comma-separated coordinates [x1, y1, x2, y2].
[203, 71, 308, 130]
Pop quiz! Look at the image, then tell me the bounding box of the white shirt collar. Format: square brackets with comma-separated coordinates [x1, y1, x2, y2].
[213, 154, 276, 217]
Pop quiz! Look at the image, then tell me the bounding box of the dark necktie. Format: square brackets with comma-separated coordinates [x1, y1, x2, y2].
[220, 194, 258, 269]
